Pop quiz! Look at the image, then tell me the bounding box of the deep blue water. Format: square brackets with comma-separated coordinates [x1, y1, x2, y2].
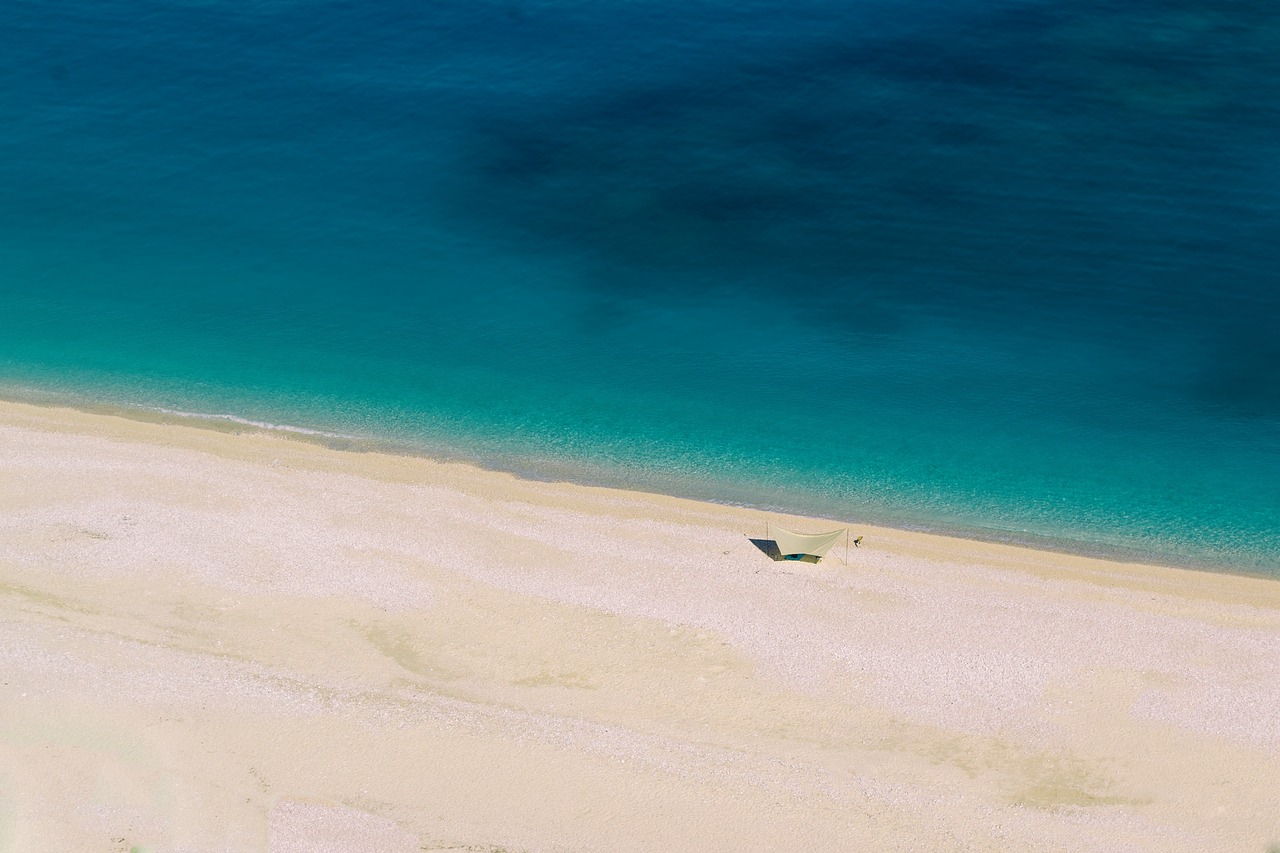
[2, 0, 1279, 573]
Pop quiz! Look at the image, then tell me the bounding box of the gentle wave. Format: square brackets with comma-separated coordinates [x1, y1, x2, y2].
[144, 406, 362, 441]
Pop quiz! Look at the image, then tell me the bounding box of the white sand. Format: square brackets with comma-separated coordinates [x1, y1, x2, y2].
[0, 400, 1277, 852]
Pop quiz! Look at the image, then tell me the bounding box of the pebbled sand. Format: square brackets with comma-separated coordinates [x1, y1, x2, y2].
[0, 399, 1277, 852]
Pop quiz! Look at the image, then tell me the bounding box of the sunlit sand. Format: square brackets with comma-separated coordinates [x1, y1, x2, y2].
[2, 400, 1277, 851]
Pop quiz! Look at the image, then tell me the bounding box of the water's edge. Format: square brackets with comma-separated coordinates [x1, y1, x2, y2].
[5, 383, 1274, 583]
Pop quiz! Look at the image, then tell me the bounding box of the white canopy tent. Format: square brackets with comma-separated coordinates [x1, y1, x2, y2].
[769, 523, 848, 562]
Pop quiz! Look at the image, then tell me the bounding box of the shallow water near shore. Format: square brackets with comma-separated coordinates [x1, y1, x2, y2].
[2, 0, 1279, 573]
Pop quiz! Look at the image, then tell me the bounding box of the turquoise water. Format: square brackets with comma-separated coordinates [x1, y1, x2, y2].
[2, 0, 1279, 573]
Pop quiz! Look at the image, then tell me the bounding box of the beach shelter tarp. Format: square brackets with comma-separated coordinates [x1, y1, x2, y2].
[771, 525, 846, 560]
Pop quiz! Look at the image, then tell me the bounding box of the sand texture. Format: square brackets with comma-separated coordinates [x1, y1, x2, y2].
[1, 400, 1277, 852]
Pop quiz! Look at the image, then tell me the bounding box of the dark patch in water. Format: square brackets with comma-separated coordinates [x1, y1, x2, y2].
[447, 0, 1280, 417]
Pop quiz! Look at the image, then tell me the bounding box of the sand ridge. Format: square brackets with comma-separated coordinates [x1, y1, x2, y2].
[1, 400, 1277, 852]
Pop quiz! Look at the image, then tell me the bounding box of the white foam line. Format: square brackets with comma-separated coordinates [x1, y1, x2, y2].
[145, 406, 361, 441]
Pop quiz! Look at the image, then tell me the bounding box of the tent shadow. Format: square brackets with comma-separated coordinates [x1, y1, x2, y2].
[748, 538, 821, 563]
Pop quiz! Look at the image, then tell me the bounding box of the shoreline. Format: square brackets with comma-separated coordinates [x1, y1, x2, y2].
[2, 397, 1279, 850]
[1, 386, 1273, 581]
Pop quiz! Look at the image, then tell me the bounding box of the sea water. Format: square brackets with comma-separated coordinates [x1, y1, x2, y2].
[2, 0, 1278, 573]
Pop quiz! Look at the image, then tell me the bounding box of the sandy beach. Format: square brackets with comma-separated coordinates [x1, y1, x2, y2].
[0, 399, 1277, 852]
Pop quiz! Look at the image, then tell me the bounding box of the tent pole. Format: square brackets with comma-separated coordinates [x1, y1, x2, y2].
[845, 529, 849, 566]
